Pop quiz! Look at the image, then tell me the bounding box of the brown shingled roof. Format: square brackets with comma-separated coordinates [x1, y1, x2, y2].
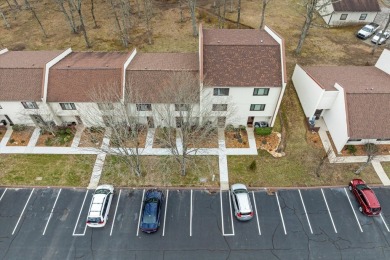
[0, 50, 64, 101]
[346, 93, 390, 139]
[303, 66, 390, 93]
[202, 29, 282, 87]
[47, 52, 131, 102]
[126, 53, 199, 103]
[332, 0, 380, 12]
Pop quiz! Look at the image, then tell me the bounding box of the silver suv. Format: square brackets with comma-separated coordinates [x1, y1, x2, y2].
[86, 184, 114, 228]
[230, 184, 254, 221]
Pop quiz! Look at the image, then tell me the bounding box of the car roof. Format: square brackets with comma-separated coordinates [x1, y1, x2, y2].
[231, 183, 248, 191]
[236, 193, 252, 213]
[361, 188, 381, 208]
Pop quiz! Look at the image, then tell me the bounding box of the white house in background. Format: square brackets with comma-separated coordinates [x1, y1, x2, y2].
[199, 24, 287, 127]
[317, 0, 381, 26]
[0, 49, 70, 126]
[0, 24, 286, 129]
[292, 49, 390, 153]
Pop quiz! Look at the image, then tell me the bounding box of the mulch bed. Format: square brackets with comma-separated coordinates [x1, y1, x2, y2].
[6, 126, 35, 146]
[110, 129, 147, 148]
[78, 128, 105, 148]
[188, 131, 218, 148]
[36, 128, 76, 147]
[225, 130, 249, 148]
[153, 128, 176, 148]
[255, 132, 279, 151]
[326, 131, 390, 156]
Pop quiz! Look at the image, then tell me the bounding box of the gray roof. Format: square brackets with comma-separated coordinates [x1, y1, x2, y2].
[332, 0, 380, 12]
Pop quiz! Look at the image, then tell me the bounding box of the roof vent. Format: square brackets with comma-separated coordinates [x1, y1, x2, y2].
[145, 67, 147, 70]
[217, 40, 220, 43]
[260, 40, 263, 43]
[371, 88, 374, 90]
[67, 65, 70, 68]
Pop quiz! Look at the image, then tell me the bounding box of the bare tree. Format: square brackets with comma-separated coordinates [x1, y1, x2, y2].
[55, 0, 77, 33]
[259, 0, 271, 29]
[236, 0, 241, 28]
[134, 0, 141, 18]
[295, 0, 335, 54]
[90, 0, 98, 28]
[187, 0, 198, 36]
[73, 0, 91, 48]
[154, 72, 234, 176]
[371, 13, 390, 55]
[178, 0, 184, 23]
[108, 0, 132, 47]
[24, 0, 48, 38]
[0, 6, 11, 29]
[143, 0, 154, 44]
[355, 143, 378, 175]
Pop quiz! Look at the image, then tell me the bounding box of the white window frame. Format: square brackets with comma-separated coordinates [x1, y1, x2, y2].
[340, 14, 348, 20]
[136, 104, 152, 111]
[213, 88, 229, 96]
[253, 88, 270, 96]
[21, 101, 38, 109]
[250, 104, 265, 111]
[359, 14, 367, 20]
[60, 103, 76, 110]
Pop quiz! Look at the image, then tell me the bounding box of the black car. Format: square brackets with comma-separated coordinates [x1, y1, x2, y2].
[140, 189, 164, 233]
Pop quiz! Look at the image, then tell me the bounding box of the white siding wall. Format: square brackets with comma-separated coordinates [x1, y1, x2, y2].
[202, 86, 281, 127]
[0, 101, 47, 125]
[375, 49, 390, 75]
[322, 83, 349, 153]
[318, 91, 338, 109]
[329, 12, 377, 26]
[317, 0, 335, 25]
[292, 65, 325, 117]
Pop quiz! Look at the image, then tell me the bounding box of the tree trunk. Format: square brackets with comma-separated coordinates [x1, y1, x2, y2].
[371, 13, 390, 55]
[259, 0, 268, 29]
[90, 0, 98, 28]
[13, 0, 20, 8]
[188, 0, 198, 36]
[144, 0, 153, 44]
[56, 0, 77, 33]
[134, 0, 141, 18]
[5, 0, 12, 9]
[181, 156, 186, 176]
[221, 0, 226, 28]
[25, 0, 48, 38]
[109, 0, 126, 46]
[74, 0, 91, 48]
[295, 0, 316, 54]
[119, 0, 130, 47]
[178, 0, 184, 23]
[0, 7, 11, 28]
[236, 0, 241, 28]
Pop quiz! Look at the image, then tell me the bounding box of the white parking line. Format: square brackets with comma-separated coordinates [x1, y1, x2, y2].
[275, 192, 287, 235]
[12, 188, 34, 235]
[251, 191, 261, 235]
[0, 188, 7, 202]
[190, 189, 193, 237]
[136, 189, 145, 236]
[219, 190, 234, 236]
[110, 189, 121, 236]
[162, 189, 169, 236]
[344, 188, 363, 232]
[42, 189, 62, 236]
[380, 213, 390, 232]
[228, 190, 235, 236]
[321, 188, 337, 233]
[298, 189, 313, 234]
[72, 190, 89, 236]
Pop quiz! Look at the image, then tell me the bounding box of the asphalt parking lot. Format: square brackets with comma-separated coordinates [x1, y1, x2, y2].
[1, 187, 390, 260]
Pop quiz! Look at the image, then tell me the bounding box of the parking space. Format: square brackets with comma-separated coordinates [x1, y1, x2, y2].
[1, 186, 390, 258]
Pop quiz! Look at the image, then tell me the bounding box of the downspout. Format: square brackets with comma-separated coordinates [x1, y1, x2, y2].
[122, 49, 137, 125]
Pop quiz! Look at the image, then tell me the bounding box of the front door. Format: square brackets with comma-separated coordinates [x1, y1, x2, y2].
[30, 114, 45, 126]
[247, 116, 254, 127]
[314, 109, 323, 120]
[147, 117, 154, 128]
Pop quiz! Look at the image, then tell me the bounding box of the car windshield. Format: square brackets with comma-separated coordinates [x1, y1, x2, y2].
[95, 189, 109, 195]
[371, 207, 381, 213]
[234, 188, 248, 194]
[362, 27, 371, 32]
[87, 217, 101, 223]
[356, 184, 368, 190]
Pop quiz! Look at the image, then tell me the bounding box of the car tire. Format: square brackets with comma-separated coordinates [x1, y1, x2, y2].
[359, 206, 363, 213]
[348, 185, 352, 192]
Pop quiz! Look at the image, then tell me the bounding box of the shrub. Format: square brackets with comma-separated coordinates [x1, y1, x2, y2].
[225, 124, 234, 132]
[21, 140, 25, 144]
[12, 124, 27, 132]
[248, 160, 257, 171]
[239, 125, 246, 131]
[9, 138, 15, 144]
[346, 145, 357, 155]
[89, 126, 104, 133]
[255, 127, 272, 136]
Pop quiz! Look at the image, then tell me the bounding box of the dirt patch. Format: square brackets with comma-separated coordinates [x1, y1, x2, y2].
[225, 130, 249, 148]
[306, 130, 324, 149]
[110, 129, 147, 148]
[78, 128, 105, 148]
[7, 127, 35, 146]
[188, 130, 218, 148]
[0, 127, 6, 142]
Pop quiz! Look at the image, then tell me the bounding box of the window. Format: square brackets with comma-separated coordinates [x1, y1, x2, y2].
[0, 104, 2, 109]
[21, 102, 38, 109]
[359, 14, 367, 20]
[212, 104, 227, 111]
[340, 14, 348, 20]
[136, 104, 152, 111]
[60, 103, 76, 110]
[175, 104, 190, 111]
[253, 88, 270, 96]
[213, 88, 229, 96]
[98, 103, 114, 110]
[250, 104, 265, 111]
[377, 138, 390, 141]
[348, 138, 362, 142]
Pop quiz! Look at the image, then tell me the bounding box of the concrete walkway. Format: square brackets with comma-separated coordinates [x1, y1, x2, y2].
[218, 128, 229, 190]
[317, 118, 390, 185]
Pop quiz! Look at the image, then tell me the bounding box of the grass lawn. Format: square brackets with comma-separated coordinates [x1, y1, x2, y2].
[0, 154, 96, 187]
[383, 162, 390, 178]
[101, 156, 219, 187]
